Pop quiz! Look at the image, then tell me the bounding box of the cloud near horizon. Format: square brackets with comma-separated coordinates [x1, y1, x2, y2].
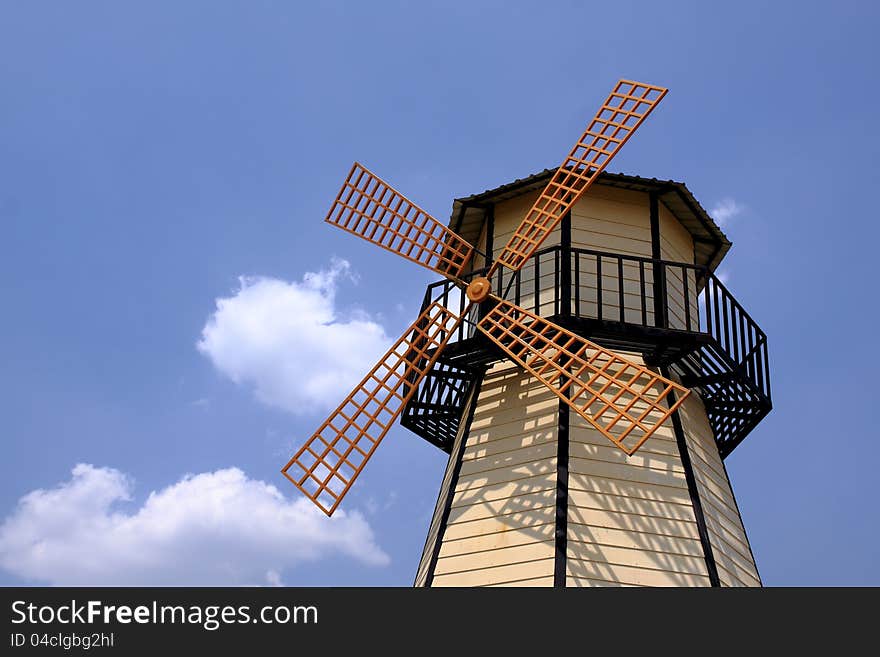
[0, 464, 389, 586]
[197, 259, 392, 414]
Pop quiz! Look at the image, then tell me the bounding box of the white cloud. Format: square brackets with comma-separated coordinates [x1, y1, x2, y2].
[709, 198, 744, 226]
[0, 464, 389, 586]
[197, 259, 392, 414]
[265, 569, 283, 587]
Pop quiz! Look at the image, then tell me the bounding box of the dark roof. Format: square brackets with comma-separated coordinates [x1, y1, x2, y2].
[449, 168, 731, 272]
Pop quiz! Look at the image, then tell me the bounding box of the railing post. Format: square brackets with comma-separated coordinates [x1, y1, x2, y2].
[703, 269, 712, 336]
[478, 204, 494, 323]
[485, 204, 494, 268]
[534, 255, 541, 314]
[682, 266, 691, 331]
[649, 191, 666, 328]
[560, 211, 572, 317]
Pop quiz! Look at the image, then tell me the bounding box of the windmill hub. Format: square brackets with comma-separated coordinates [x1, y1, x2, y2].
[465, 277, 492, 303]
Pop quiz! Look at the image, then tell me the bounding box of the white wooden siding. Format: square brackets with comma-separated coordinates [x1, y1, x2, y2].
[565, 351, 711, 587]
[417, 356, 759, 587]
[461, 183, 699, 331]
[413, 384, 480, 587]
[677, 389, 761, 587]
[430, 360, 559, 587]
[491, 191, 560, 314]
[570, 186, 697, 331]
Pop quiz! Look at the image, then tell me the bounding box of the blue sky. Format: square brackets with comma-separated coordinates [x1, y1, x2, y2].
[1, 1, 878, 586]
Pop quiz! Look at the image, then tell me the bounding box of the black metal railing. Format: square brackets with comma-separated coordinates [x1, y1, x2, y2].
[420, 245, 770, 403]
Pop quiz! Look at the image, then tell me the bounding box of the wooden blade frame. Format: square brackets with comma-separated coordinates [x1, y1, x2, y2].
[282, 301, 465, 515]
[325, 162, 474, 280]
[495, 80, 667, 271]
[477, 297, 689, 455]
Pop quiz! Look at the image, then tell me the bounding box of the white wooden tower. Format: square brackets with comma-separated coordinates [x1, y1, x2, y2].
[409, 173, 770, 587]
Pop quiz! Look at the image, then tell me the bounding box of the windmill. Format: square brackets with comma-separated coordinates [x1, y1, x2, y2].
[282, 80, 772, 587]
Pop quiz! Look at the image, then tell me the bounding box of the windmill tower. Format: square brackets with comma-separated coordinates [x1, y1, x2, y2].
[282, 80, 772, 587]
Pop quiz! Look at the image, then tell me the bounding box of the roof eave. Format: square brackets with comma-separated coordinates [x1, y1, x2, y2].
[449, 169, 731, 273]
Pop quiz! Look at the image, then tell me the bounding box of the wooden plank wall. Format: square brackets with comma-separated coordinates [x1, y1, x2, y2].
[658, 202, 700, 331]
[463, 184, 699, 333]
[414, 364, 759, 587]
[429, 361, 559, 587]
[492, 191, 561, 315]
[463, 184, 699, 331]
[569, 186, 698, 331]
[677, 390, 762, 587]
[413, 384, 480, 587]
[565, 351, 711, 587]
[571, 186, 654, 325]
[417, 357, 761, 587]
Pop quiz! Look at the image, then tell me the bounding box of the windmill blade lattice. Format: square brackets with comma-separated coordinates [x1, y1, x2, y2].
[282, 301, 465, 515]
[495, 80, 667, 272]
[326, 162, 474, 280]
[477, 297, 689, 455]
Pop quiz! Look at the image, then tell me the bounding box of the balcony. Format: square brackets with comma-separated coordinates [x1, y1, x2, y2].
[401, 245, 772, 459]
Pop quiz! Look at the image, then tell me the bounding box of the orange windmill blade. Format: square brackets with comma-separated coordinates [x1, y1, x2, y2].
[477, 297, 689, 455]
[325, 162, 474, 280]
[494, 80, 667, 273]
[282, 300, 464, 515]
